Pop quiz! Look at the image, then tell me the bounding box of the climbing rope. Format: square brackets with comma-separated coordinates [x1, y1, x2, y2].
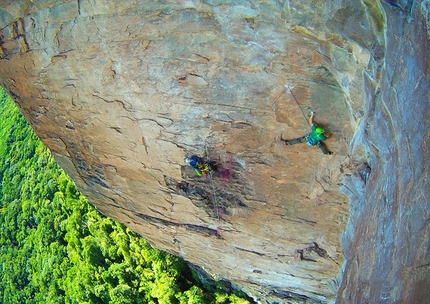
[205, 145, 221, 223]
[285, 83, 309, 125]
[208, 171, 220, 221]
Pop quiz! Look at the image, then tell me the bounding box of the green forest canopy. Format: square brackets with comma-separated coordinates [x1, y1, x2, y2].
[0, 87, 250, 304]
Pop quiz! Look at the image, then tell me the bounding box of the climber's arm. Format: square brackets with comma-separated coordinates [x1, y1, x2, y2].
[308, 111, 315, 127]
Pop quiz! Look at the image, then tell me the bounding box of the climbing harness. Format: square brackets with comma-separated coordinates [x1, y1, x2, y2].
[307, 138, 316, 146]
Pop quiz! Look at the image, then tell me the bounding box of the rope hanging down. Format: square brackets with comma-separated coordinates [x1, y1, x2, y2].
[205, 145, 220, 223]
[285, 83, 309, 125]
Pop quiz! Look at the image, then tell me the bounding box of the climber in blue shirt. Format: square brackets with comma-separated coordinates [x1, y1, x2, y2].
[185, 155, 212, 176]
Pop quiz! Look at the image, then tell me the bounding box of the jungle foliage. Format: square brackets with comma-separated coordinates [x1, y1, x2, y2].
[0, 87, 250, 304]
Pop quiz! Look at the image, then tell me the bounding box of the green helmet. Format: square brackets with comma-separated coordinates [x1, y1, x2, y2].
[316, 127, 325, 134]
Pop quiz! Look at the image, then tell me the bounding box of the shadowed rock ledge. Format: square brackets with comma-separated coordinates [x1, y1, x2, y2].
[0, 0, 429, 303]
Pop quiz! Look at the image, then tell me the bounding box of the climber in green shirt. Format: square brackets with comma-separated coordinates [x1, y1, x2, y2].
[281, 111, 333, 155]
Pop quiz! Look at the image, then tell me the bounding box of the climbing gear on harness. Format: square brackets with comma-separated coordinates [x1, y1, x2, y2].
[198, 163, 212, 176]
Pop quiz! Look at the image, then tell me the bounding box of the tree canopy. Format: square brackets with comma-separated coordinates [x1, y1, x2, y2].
[0, 87, 250, 304]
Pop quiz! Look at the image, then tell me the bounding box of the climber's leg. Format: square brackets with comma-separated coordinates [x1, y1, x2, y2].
[282, 135, 308, 145]
[318, 142, 332, 155]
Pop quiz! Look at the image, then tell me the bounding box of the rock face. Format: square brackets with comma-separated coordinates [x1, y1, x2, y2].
[337, 1, 430, 303]
[0, 0, 428, 303]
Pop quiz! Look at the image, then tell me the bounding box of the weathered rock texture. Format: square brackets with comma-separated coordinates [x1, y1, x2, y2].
[337, 1, 430, 303]
[0, 0, 428, 303]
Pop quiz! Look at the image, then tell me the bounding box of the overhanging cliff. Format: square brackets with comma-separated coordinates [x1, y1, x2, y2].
[1, 0, 429, 303]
